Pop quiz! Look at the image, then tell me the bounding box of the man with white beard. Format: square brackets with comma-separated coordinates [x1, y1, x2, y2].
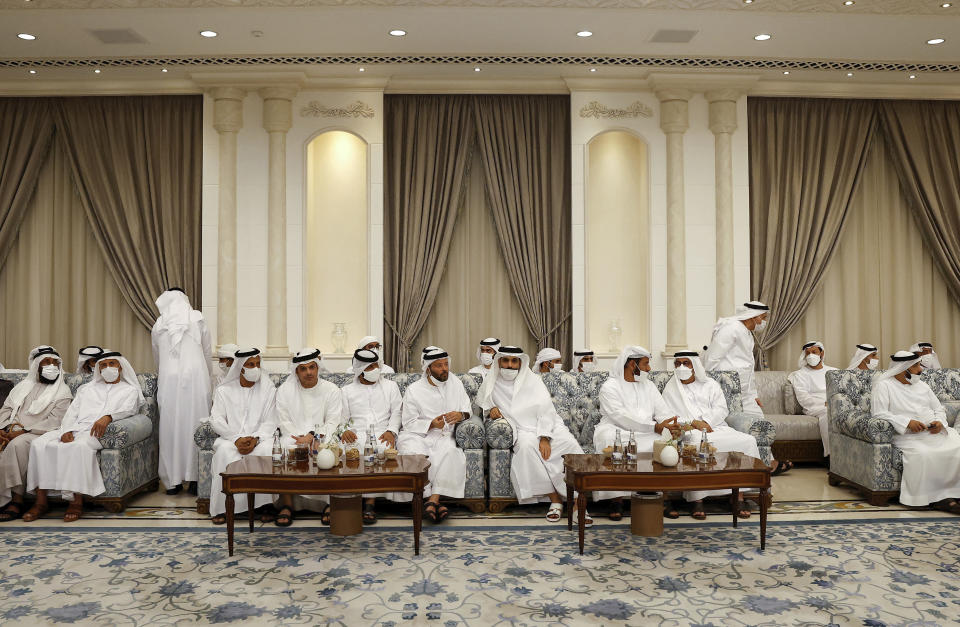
[910, 342, 942, 370]
[848, 344, 879, 370]
[662, 350, 761, 520]
[24, 350, 143, 522]
[468, 338, 500, 378]
[207, 348, 277, 525]
[151, 288, 213, 495]
[0, 346, 73, 521]
[871, 351, 960, 513]
[477, 346, 591, 525]
[345, 336, 396, 374]
[570, 350, 596, 373]
[532, 348, 563, 375]
[397, 346, 469, 523]
[788, 341, 838, 457]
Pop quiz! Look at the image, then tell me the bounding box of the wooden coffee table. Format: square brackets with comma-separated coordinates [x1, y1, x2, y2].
[220, 454, 430, 556]
[564, 452, 771, 554]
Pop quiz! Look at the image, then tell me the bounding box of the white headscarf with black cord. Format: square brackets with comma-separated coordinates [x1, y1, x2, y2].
[475, 338, 501, 367]
[663, 349, 708, 422]
[876, 351, 923, 385]
[909, 342, 942, 369]
[847, 343, 878, 370]
[3, 345, 73, 420]
[571, 349, 595, 373]
[76, 346, 104, 374]
[796, 340, 825, 369]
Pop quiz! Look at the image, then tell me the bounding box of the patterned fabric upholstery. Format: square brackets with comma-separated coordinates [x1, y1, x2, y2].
[194, 372, 487, 506]
[0, 371, 159, 505]
[485, 370, 775, 501]
[920, 369, 960, 428]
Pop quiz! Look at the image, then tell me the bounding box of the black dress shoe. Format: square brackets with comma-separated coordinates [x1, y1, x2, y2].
[187, 482, 198, 496]
[165, 485, 183, 495]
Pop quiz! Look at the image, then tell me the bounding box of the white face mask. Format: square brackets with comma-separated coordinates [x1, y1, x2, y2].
[920, 354, 935, 369]
[805, 353, 822, 367]
[633, 368, 648, 382]
[866, 358, 879, 370]
[363, 367, 381, 383]
[480, 353, 495, 366]
[550, 363, 563, 373]
[219, 362, 230, 374]
[500, 368, 519, 382]
[101, 367, 120, 383]
[754, 319, 768, 333]
[242, 367, 261, 383]
[675, 365, 693, 381]
[580, 362, 596, 373]
[41, 364, 61, 381]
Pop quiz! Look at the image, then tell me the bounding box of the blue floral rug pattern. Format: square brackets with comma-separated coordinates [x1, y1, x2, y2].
[1, 519, 958, 625]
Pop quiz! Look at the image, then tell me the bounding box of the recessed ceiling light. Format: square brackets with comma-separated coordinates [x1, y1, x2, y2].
[474, 66, 481, 72]
[743, 0, 753, 4]
[161, 67, 168, 72]
[754, 33, 771, 41]
[909, 74, 917, 79]
[199, 30, 217, 38]
[846, 72, 854, 77]
[389, 29, 406, 37]
[589, 67, 597, 72]
[783, 70, 790, 75]
[17, 33, 36, 40]
[358, 67, 365, 72]
[843, 0, 854, 5]
[94, 69, 101, 74]
[927, 37, 945, 45]
[942, 2, 952, 7]
[577, 31, 593, 38]
[29, 69, 36, 74]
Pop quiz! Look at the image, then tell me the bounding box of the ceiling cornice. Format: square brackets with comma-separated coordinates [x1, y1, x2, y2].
[750, 79, 960, 100]
[0, 78, 199, 95]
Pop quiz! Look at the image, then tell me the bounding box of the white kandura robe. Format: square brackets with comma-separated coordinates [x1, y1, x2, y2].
[492, 378, 582, 504]
[340, 378, 402, 500]
[396, 376, 470, 500]
[467, 365, 491, 378]
[871, 378, 960, 506]
[152, 311, 213, 489]
[594, 377, 674, 500]
[704, 320, 762, 415]
[27, 380, 141, 500]
[661, 375, 761, 501]
[788, 366, 838, 457]
[208, 379, 277, 516]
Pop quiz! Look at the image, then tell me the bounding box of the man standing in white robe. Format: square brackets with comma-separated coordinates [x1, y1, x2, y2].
[871, 351, 960, 512]
[468, 338, 500, 378]
[848, 344, 879, 370]
[595, 345, 676, 520]
[397, 347, 468, 523]
[570, 350, 596, 373]
[703, 301, 769, 416]
[532, 348, 563, 374]
[25, 350, 143, 522]
[477, 346, 590, 525]
[0, 346, 73, 521]
[345, 336, 396, 374]
[152, 288, 214, 495]
[208, 348, 277, 524]
[340, 349, 401, 524]
[910, 342, 942, 370]
[788, 341, 838, 457]
[662, 350, 760, 519]
[273, 348, 342, 527]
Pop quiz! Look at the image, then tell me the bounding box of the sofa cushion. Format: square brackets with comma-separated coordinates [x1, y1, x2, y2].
[765, 413, 820, 441]
[754, 371, 790, 414]
[782, 379, 803, 416]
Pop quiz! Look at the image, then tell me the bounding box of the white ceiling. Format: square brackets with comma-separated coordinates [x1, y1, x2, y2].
[1, 0, 958, 91]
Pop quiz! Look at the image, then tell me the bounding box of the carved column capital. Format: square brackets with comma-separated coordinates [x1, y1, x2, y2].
[706, 90, 740, 135]
[211, 87, 245, 134]
[656, 90, 691, 135]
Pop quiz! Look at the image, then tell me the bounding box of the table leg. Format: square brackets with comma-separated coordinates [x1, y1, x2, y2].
[248, 493, 255, 533]
[413, 489, 423, 556]
[731, 488, 739, 528]
[566, 481, 574, 531]
[760, 487, 768, 551]
[225, 492, 235, 557]
[577, 492, 586, 555]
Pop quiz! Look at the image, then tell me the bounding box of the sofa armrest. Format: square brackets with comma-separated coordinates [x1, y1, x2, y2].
[486, 418, 514, 449]
[727, 412, 775, 448]
[99, 413, 152, 449]
[455, 414, 485, 449]
[194, 420, 219, 450]
[832, 409, 896, 444]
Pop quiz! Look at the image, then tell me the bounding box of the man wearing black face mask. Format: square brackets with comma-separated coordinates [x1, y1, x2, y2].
[0, 346, 73, 521]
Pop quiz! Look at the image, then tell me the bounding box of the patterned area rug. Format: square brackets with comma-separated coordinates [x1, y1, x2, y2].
[1, 519, 958, 625]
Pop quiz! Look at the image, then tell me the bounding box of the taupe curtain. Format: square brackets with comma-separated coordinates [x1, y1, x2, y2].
[0, 98, 55, 273]
[749, 98, 878, 364]
[53, 95, 203, 330]
[473, 95, 572, 364]
[383, 95, 476, 371]
[878, 100, 960, 307]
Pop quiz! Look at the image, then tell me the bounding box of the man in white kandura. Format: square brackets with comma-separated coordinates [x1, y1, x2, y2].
[273, 348, 342, 527]
[340, 349, 401, 524]
[910, 342, 942, 370]
[477, 346, 591, 525]
[0, 346, 73, 521]
[397, 346, 469, 523]
[788, 341, 838, 457]
[25, 350, 143, 522]
[468, 338, 500, 378]
[662, 350, 761, 520]
[871, 351, 960, 513]
[345, 336, 396, 374]
[208, 348, 277, 525]
[532, 348, 563, 375]
[76, 345, 104, 375]
[848, 344, 879, 371]
[570, 350, 596, 373]
[703, 301, 769, 417]
[151, 288, 213, 495]
[595, 345, 676, 520]
[213, 343, 240, 388]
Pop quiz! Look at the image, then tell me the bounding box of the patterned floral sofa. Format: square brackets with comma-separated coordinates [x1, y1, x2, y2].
[484, 371, 776, 511]
[193, 372, 487, 515]
[754, 371, 825, 463]
[826, 368, 960, 506]
[0, 371, 159, 512]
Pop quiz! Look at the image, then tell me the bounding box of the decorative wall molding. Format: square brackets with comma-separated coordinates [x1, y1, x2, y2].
[579, 100, 653, 119]
[300, 100, 375, 118]
[1, 0, 948, 15]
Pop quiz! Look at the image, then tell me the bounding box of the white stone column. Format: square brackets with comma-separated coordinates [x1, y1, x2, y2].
[261, 87, 297, 358]
[707, 89, 739, 318]
[657, 89, 691, 355]
[212, 87, 245, 347]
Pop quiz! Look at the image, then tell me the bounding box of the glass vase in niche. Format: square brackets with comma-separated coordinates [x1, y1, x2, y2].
[608, 319, 622, 353]
[331, 322, 347, 354]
